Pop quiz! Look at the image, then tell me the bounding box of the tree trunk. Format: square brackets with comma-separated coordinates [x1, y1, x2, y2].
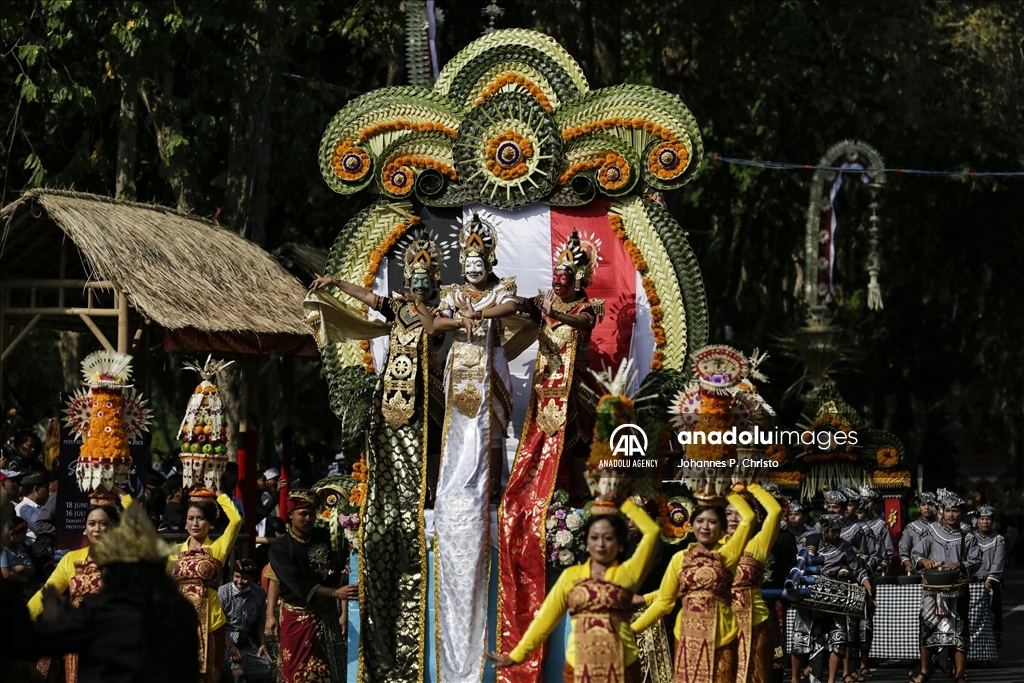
[56, 331, 81, 394]
[222, 1, 275, 244]
[139, 70, 201, 214]
[115, 71, 138, 200]
[587, 0, 620, 88]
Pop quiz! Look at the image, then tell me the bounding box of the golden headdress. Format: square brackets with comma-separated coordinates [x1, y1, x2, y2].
[458, 213, 499, 270]
[403, 233, 443, 283]
[91, 501, 172, 566]
[554, 230, 597, 286]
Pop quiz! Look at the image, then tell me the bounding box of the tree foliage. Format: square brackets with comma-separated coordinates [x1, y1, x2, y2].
[2, 1, 1022, 497]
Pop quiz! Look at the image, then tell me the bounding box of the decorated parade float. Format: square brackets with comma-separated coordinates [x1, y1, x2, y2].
[302, 24, 714, 683]
[300, 17, 988, 683]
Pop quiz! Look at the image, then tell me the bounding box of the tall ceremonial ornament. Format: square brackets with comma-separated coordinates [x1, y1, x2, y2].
[176, 357, 234, 489]
[303, 27, 708, 683]
[64, 351, 151, 493]
[796, 141, 885, 389]
[669, 345, 775, 500]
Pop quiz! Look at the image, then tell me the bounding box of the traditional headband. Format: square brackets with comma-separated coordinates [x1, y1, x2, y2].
[975, 504, 995, 519]
[859, 486, 880, 500]
[822, 490, 847, 505]
[553, 230, 597, 286]
[403, 234, 443, 283]
[841, 487, 860, 502]
[936, 487, 965, 510]
[287, 489, 317, 512]
[915, 491, 937, 505]
[459, 213, 499, 269]
[234, 558, 258, 576]
[819, 513, 846, 530]
[787, 501, 806, 513]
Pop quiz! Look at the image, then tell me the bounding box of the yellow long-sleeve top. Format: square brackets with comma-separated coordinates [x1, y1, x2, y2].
[744, 484, 782, 627]
[631, 493, 754, 648]
[27, 547, 90, 619]
[168, 493, 242, 633]
[508, 499, 660, 667]
[27, 494, 134, 619]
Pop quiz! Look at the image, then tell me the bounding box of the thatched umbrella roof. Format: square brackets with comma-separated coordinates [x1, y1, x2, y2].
[1, 189, 312, 353]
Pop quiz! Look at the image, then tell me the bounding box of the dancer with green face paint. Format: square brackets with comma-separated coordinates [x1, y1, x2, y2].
[308, 233, 445, 683]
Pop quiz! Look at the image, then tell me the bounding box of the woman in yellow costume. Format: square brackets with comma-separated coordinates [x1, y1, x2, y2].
[169, 487, 242, 682]
[27, 491, 130, 682]
[632, 492, 754, 683]
[726, 484, 783, 683]
[488, 496, 660, 682]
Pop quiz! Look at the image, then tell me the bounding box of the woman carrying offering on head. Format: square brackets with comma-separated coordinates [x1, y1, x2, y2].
[170, 487, 242, 683]
[631, 491, 755, 683]
[487, 494, 660, 683]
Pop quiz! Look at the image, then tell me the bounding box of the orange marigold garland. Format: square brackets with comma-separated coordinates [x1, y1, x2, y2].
[609, 213, 664, 369]
[475, 73, 553, 113]
[557, 159, 603, 186]
[382, 155, 457, 196]
[356, 120, 458, 143]
[562, 117, 679, 143]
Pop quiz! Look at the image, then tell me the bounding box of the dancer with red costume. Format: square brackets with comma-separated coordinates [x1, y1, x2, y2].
[496, 230, 603, 682]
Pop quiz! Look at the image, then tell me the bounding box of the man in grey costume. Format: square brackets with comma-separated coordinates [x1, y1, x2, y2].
[910, 488, 981, 683]
[971, 504, 1004, 656]
[900, 492, 937, 574]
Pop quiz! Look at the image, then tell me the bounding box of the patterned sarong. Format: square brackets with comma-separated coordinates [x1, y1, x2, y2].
[173, 548, 223, 676]
[567, 578, 634, 683]
[280, 604, 331, 683]
[674, 547, 733, 683]
[920, 584, 969, 652]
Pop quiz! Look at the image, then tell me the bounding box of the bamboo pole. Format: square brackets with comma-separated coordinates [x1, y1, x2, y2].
[0, 314, 43, 362]
[117, 290, 129, 353]
[79, 314, 115, 352]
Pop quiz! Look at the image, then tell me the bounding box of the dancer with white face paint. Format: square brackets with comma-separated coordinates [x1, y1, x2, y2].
[413, 213, 519, 682]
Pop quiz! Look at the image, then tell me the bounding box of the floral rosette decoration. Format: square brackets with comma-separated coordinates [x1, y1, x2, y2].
[657, 495, 696, 544]
[64, 351, 151, 493]
[545, 489, 590, 568]
[177, 356, 234, 489]
[313, 474, 362, 555]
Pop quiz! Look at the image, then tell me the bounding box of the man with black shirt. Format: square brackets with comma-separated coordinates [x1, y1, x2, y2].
[268, 489, 354, 683]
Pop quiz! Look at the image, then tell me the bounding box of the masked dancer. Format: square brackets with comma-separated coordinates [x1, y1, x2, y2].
[414, 214, 518, 682]
[496, 230, 603, 683]
[309, 233, 445, 683]
[632, 492, 754, 683]
[910, 488, 980, 683]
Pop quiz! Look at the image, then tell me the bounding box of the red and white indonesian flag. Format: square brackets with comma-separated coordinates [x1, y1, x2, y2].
[371, 200, 654, 475]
